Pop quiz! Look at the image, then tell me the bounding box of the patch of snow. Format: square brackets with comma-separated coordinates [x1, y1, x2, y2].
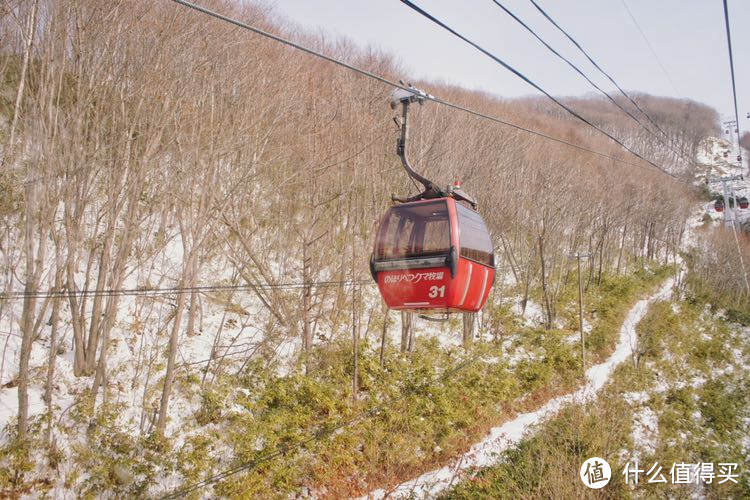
[564, 318, 591, 344]
[511, 299, 545, 328]
[622, 391, 649, 405]
[630, 405, 659, 461]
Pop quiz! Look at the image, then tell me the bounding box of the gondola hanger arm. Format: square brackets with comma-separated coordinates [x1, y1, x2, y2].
[390, 85, 478, 210]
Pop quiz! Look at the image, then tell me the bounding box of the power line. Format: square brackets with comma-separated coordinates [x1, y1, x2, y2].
[429, 95, 650, 172]
[618, 0, 682, 98]
[489, 0, 675, 156]
[167, 0, 677, 179]
[159, 350, 487, 499]
[400, 0, 679, 181]
[176, 346, 256, 368]
[721, 0, 743, 166]
[0, 330, 24, 340]
[528, 0, 678, 145]
[2, 279, 374, 301]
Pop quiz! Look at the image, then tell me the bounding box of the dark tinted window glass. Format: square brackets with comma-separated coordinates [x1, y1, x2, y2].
[456, 204, 494, 266]
[375, 201, 450, 260]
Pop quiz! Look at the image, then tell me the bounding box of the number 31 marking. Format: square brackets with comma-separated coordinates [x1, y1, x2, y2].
[428, 285, 445, 298]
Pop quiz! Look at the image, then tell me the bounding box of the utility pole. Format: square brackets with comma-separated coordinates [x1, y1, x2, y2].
[379, 306, 389, 367]
[352, 281, 359, 401]
[723, 119, 741, 166]
[708, 174, 750, 296]
[721, 178, 733, 228]
[709, 174, 743, 228]
[351, 163, 362, 403]
[568, 253, 590, 377]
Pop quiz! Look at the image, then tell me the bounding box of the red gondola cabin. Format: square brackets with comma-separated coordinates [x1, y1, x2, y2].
[370, 198, 495, 313]
[739, 196, 749, 209]
[714, 199, 725, 212]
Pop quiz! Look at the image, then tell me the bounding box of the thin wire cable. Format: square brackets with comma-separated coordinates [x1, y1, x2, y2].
[618, 0, 682, 97]
[430, 95, 648, 171]
[529, 0, 678, 143]
[400, 0, 678, 181]
[489, 0, 675, 155]
[722, 0, 743, 166]
[159, 349, 487, 499]
[2, 279, 374, 301]
[0, 330, 24, 340]
[167, 0, 675, 178]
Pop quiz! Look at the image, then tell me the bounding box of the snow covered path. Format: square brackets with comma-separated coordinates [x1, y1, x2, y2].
[365, 277, 675, 499]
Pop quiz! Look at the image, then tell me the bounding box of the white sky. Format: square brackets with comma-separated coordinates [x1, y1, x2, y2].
[263, 0, 749, 133]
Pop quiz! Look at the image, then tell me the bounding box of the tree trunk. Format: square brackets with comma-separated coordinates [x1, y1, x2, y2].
[400, 311, 412, 352]
[85, 229, 114, 373]
[538, 235, 553, 330]
[91, 171, 142, 404]
[351, 284, 359, 401]
[155, 264, 191, 438]
[616, 224, 627, 275]
[407, 320, 415, 353]
[18, 183, 47, 438]
[4, 0, 38, 163]
[44, 249, 64, 446]
[379, 307, 389, 367]
[302, 239, 312, 358]
[462, 313, 475, 348]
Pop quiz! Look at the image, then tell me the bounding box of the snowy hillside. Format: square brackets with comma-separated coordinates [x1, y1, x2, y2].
[0, 1, 746, 498]
[697, 136, 749, 227]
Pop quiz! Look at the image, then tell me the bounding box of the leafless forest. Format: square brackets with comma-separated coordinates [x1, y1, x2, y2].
[0, 0, 741, 496]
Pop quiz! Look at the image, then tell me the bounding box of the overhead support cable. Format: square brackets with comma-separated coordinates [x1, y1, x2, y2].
[399, 0, 679, 181]
[528, 0, 677, 143]
[3, 279, 375, 301]
[618, 0, 682, 97]
[489, 0, 676, 155]
[721, 0, 743, 167]
[168, 0, 678, 179]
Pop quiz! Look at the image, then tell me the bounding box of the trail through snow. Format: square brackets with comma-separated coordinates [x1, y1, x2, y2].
[365, 277, 675, 499]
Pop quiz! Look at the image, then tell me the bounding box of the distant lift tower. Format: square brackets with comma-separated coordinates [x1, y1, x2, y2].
[709, 174, 744, 229]
[723, 119, 742, 165]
